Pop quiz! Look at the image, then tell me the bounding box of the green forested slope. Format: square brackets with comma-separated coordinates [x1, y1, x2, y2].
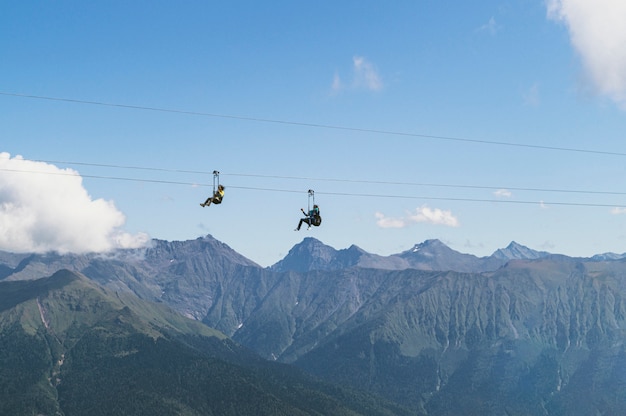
[0, 270, 412, 416]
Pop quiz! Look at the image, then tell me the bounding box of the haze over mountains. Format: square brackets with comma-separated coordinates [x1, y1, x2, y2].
[2, 235, 626, 415]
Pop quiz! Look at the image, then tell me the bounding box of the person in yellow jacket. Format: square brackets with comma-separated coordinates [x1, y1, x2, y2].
[200, 184, 225, 207]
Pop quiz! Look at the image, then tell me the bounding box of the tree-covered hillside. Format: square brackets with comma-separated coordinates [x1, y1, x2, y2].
[0, 270, 412, 416]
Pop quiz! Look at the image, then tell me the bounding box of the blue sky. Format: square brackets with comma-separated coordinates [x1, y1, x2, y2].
[2, 0, 626, 266]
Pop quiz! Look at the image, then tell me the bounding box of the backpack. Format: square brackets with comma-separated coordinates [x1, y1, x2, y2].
[312, 210, 322, 226]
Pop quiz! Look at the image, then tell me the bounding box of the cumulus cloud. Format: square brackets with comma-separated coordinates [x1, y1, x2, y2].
[332, 56, 383, 93]
[375, 205, 459, 229]
[547, 0, 626, 107]
[0, 152, 149, 254]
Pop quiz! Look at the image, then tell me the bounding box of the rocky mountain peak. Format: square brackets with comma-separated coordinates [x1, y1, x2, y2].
[401, 239, 458, 258]
[290, 238, 336, 258]
[491, 241, 550, 260]
[270, 238, 339, 273]
[147, 235, 260, 267]
[409, 239, 446, 251]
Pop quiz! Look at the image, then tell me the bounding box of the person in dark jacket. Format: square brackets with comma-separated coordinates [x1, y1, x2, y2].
[295, 204, 321, 230]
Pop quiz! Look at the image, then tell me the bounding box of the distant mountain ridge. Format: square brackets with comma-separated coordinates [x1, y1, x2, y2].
[492, 241, 552, 260]
[270, 237, 558, 273]
[269, 238, 408, 272]
[2, 236, 619, 280]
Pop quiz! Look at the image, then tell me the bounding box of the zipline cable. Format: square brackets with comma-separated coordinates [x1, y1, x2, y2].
[2, 91, 626, 157]
[2, 167, 626, 209]
[2, 157, 626, 198]
[0, 167, 206, 187]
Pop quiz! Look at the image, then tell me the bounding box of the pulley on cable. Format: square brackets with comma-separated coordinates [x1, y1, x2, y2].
[294, 189, 322, 231]
[200, 170, 225, 207]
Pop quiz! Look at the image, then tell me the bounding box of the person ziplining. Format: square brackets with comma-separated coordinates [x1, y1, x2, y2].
[199, 174, 322, 232]
[200, 171, 225, 207]
[295, 190, 322, 231]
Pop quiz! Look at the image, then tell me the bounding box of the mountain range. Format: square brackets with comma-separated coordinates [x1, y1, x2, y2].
[270, 238, 555, 273]
[2, 235, 626, 415]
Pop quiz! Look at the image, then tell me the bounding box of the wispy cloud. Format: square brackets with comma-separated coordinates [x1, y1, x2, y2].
[464, 239, 485, 251]
[539, 240, 556, 251]
[0, 152, 149, 253]
[332, 56, 383, 93]
[494, 189, 512, 198]
[547, 0, 626, 108]
[331, 72, 342, 92]
[352, 56, 383, 91]
[477, 16, 499, 35]
[611, 207, 626, 215]
[522, 83, 541, 106]
[375, 205, 459, 229]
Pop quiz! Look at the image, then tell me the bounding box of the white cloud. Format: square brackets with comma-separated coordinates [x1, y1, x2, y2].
[352, 56, 383, 91]
[331, 56, 383, 93]
[494, 189, 512, 198]
[408, 206, 459, 226]
[547, 0, 626, 107]
[477, 16, 499, 35]
[0, 152, 149, 254]
[375, 212, 406, 228]
[611, 207, 626, 215]
[375, 205, 459, 229]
